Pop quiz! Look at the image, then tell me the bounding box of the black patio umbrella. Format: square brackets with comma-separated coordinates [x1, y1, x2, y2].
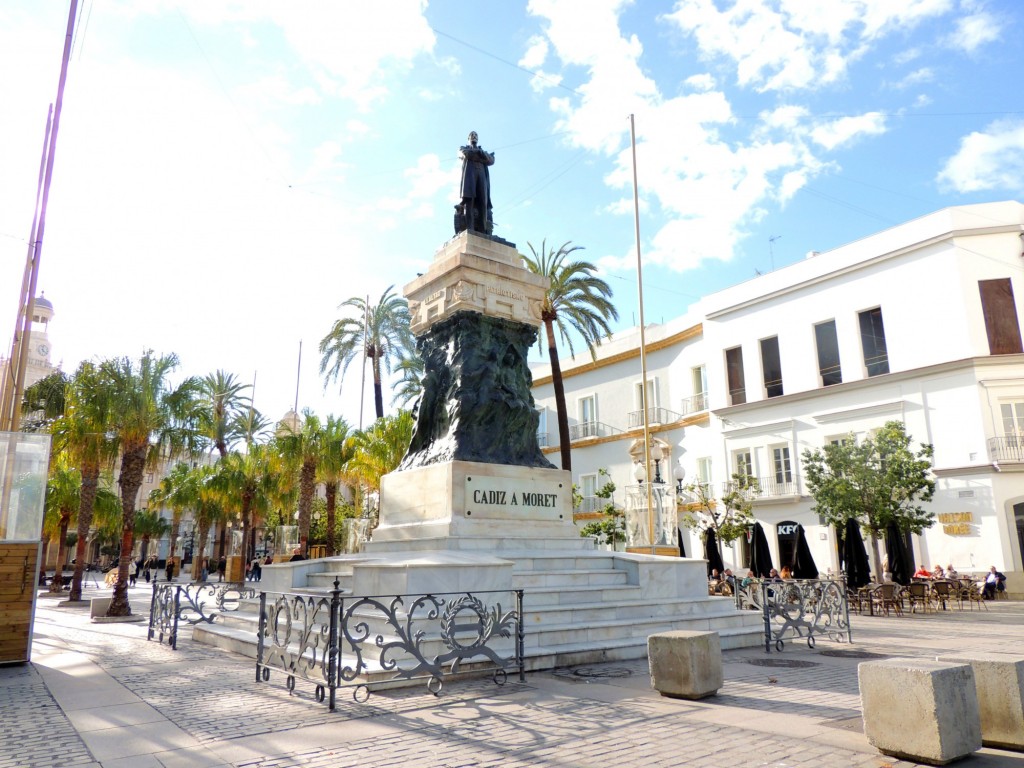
[748, 522, 774, 578]
[843, 518, 872, 590]
[885, 522, 913, 586]
[677, 527, 687, 558]
[792, 524, 820, 579]
[704, 529, 725, 577]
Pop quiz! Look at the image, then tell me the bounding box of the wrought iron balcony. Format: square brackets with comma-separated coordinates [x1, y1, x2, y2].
[626, 406, 683, 429]
[680, 392, 707, 415]
[676, 482, 712, 505]
[989, 435, 1024, 463]
[569, 421, 622, 441]
[723, 476, 799, 499]
[576, 495, 602, 513]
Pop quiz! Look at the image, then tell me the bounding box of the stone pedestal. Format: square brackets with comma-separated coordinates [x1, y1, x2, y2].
[938, 652, 1024, 750]
[648, 630, 723, 700]
[859, 658, 981, 765]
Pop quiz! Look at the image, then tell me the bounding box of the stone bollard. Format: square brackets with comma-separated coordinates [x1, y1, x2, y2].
[937, 652, 1024, 751]
[859, 658, 981, 765]
[648, 630, 722, 700]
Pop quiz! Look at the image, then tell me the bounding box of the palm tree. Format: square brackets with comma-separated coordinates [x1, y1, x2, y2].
[349, 411, 414, 496]
[317, 415, 354, 556]
[523, 240, 618, 472]
[319, 286, 413, 421]
[148, 462, 193, 569]
[102, 351, 202, 616]
[43, 454, 80, 592]
[21, 370, 70, 432]
[186, 464, 223, 581]
[52, 361, 118, 602]
[276, 409, 326, 556]
[391, 352, 424, 409]
[134, 509, 170, 566]
[232, 407, 271, 447]
[198, 370, 250, 457]
[210, 444, 276, 573]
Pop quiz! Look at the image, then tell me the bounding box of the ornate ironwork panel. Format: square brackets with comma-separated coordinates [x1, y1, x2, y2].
[147, 583, 180, 649]
[756, 578, 852, 652]
[255, 584, 524, 710]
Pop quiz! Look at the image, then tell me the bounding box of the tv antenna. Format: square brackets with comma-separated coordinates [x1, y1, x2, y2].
[769, 235, 781, 271]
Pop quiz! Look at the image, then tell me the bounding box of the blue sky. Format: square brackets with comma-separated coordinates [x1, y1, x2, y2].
[2, 0, 1022, 429]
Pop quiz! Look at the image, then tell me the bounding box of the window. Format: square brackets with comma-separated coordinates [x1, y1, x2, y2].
[579, 473, 598, 512]
[859, 308, 889, 376]
[772, 446, 792, 484]
[696, 457, 712, 485]
[536, 407, 548, 446]
[979, 279, 1024, 355]
[760, 336, 783, 397]
[691, 365, 707, 409]
[733, 450, 753, 479]
[725, 347, 746, 405]
[578, 395, 597, 437]
[814, 320, 842, 386]
[635, 378, 657, 410]
[1001, 402, 1024, 437]
[828, 435, 854, 447]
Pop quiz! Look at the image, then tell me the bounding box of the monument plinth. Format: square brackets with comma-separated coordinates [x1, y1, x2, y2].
[378, 231, 579, 546]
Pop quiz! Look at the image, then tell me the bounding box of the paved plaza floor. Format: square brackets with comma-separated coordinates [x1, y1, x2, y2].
[3, 581, 1023, 768]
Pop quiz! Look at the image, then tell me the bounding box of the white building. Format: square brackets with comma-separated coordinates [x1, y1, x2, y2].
[531, 201, 1024, 595]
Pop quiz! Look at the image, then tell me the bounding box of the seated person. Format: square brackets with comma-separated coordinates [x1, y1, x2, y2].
[982, 566, 1006, 599]
[931, 564, 945, 579]
[740, 570, 756, 587]
[912, 564, 932, 579]
[708, 568, 720, 583]
[768, 568, 783, 582]
[945, 564, 958, 579]
[723, 568, 736, 588]
[779, 565, 793, 580]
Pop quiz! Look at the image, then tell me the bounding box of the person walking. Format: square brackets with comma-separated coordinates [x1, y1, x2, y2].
[128, 558, 138, 587]
[165, 558, 175, 582]
[217, 556, 227, 582]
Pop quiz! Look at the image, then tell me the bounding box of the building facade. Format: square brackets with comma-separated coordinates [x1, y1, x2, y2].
[531, 201, 1024, 594]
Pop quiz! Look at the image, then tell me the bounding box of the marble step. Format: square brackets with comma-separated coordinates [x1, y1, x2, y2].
[363, 535, 596, 554]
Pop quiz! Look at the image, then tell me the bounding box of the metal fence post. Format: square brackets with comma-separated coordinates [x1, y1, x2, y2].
[516, 589, 525, 682]
[841, 575, 853, 644]
[761, 581, 772, 653]
[171, 586, 181, 650]
[147, 580, 159, 641]
[328, 579, 341, 711]
[256, 591, 267, 683]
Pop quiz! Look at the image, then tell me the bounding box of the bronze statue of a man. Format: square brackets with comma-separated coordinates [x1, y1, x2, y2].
[457, 131, 495, 235]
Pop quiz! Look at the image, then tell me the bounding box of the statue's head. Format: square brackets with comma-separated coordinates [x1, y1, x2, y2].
[468, 131, 478, 145]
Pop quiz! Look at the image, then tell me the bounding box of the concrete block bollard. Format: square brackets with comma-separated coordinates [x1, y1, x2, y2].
[937, 652, 1024, 751]
[89, 597, 112, 618]
[859, 658, 981, 765]
[648, 630, 722, 700]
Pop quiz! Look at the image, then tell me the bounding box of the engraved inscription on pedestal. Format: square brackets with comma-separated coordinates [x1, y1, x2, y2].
[464, 474, 566, 521]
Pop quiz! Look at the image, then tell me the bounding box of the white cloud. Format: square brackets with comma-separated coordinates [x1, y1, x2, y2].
[664, 0, 953, 93]
[684, 73, 715, 92]
[889, 67, 934, 89]
[520, 35, 549, 69]
[810, 112, 888, 150]
[944, 6, 1001, 53]
[937, 119, 1024, 193]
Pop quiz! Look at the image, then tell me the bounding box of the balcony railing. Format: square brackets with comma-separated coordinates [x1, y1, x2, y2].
[576, 495, 602, 513]
[626, 406, 682, 429]
[536, 431, 549, 447]
[680, 392, 707, 415]
[569, 421, 622, 441]
[676, 482, 712, 505]
[723, 476, 799, 499]
[989, 435, 1024, 463]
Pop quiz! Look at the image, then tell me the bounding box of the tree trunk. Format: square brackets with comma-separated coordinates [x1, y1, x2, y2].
[108, 447, 146, 616]
[297, 460, 316, 556]
[325, 481, 338, 556]
[545, 319, 572, 472]
[168, 513, 180, 563]
[241, 491, 253, 580]
[68, 463, 99, 602]
[372, 354, 384, 420]
[39, 537, 51, 587]
[194, 519, 210, 582]
[49, 512, 72, 593]
[869, 532, 883, 583]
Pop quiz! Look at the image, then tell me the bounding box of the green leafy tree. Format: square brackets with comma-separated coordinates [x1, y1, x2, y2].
[21, 370, 69, 432]
[802, 420, 936, 581]
[134, 509, 170, 564]
[44, 454, 81, 592]
[680, 473, 757, 563]
[147, 461, 196, 566]
[317, 415, 354, 556]
[52, 362, 118, 602]
[211, 444, 276, 568]
[523, 240, 618, 472]
[576, 469, 624, 548]
[349, 411, 414, 496]
[102, 352, 202, 616]
[319, 286, 413, 420]
[275, 409, 326, 556]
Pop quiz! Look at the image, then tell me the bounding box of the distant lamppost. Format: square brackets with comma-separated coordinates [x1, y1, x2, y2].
[673, 462, 686, 494]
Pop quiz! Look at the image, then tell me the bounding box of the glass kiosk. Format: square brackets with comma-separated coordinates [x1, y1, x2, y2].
[0, 432, 51, 664]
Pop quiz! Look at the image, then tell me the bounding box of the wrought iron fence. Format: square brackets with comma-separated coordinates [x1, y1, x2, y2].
[256, 583, 525, 710]
[626, 407, 682, 428]
[147, 581, 258, 650]
[734, 578, 852, 652]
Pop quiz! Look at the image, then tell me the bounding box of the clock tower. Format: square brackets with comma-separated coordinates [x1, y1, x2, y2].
[23, 293, 56, 388]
